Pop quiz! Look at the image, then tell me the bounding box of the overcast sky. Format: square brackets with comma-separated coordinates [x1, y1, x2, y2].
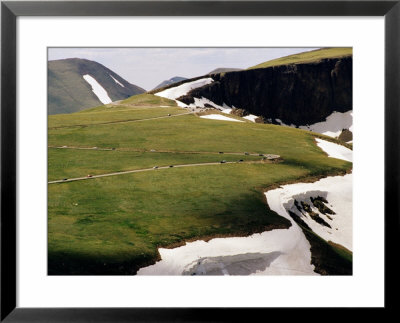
[48, 47, 319, 90]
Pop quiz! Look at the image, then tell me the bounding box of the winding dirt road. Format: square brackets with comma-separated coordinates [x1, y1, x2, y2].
[48, 161, 252, 184]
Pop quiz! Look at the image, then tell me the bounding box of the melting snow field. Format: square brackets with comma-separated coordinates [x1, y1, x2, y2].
[316, 138, 352, 162]
[155, 78, 214, 107]
[137, 137, 352, 276]
[299, 110, 353, 138]
[83, 74, 112, 104]
[199, 114, 244, 122]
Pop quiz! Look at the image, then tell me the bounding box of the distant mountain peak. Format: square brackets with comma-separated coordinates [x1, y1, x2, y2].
[153, 76, 188, 90]
[48, 58, 145, 114]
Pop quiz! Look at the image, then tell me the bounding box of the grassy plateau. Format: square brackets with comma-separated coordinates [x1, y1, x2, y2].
[48, 94, 352, 275]
[248, 47, 352, 70]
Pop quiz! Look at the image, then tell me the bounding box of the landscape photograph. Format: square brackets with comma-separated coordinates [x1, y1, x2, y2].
[48, 47, 353, 276]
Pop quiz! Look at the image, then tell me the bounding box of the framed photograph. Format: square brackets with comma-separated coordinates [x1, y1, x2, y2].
[1, 0, 398, 320]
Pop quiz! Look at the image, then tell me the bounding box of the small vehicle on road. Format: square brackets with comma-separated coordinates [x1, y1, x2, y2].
[259, 154, 264, 156]
[153, 166, 159, 169]
[169, 165, 174, 168]
[238, 159, 243, 162]
[86, 174, 92, 178]
[220, 160, 227, 164]
[167, 114, 171, 116]
[63, 178, 68, 181]
[244, 152, 249, 155]
[219, 152, 224, 154]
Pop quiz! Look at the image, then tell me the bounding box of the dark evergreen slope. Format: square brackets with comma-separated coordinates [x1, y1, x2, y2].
[176, 56, 352, 126]
[153, 76, 187, 90]
[48, 58, 145, 114]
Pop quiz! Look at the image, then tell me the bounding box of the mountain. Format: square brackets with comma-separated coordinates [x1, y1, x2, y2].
[208, 67, 243, 74]
[157, 48, 352, 127]
[152, 76, 187, 90]
[48, 58, 145, 114]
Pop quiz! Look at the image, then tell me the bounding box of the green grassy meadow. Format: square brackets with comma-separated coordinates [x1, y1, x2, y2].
[48, 95, 352, 274]
[248, 47, 352, 70]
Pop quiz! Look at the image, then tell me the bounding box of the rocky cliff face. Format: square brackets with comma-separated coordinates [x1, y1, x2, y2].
[177, 57, 352, 126]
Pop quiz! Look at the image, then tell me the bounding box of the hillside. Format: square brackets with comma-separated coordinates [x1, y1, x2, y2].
[248, 47, 352, 70]
[48, 93, 352, 275]
[48, 58, 145, 114]
[153, 76, 187, 90]
[158, 48, 352, 127]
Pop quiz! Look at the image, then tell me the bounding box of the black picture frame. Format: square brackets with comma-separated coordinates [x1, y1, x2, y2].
[1, 0, 398, 321]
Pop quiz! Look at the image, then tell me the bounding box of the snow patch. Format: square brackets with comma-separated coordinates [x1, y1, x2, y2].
[200, 114, 244, 122]
[316, 138, 352, 162]
[83, 74, 112, 104]
[299, 110, 353, 138]
[109, 74, 125, 88]
[188, 97, 225, 110]
[221, 108, 233, 114]
[155, 78, 214, 102]
[221, 104, 233, 114]
[243, 114, 258, 122]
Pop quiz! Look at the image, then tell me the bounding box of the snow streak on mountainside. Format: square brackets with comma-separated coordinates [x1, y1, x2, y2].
[83, 74, 112, 104]
[155, 78, 214, 107]
[110, 74, 125, 88]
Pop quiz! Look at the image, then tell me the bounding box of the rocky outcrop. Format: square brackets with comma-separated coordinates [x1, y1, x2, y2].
[177, 57, 352, 126]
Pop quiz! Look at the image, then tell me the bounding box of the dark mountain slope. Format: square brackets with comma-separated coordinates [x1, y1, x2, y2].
[153, 76, 187, 90]
[48, 58, 145, 114]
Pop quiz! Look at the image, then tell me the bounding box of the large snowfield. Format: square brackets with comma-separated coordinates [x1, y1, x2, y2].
[299, 110, 353, 138]
[137, 140, 352, 275]
[82, 74, 112, 104]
